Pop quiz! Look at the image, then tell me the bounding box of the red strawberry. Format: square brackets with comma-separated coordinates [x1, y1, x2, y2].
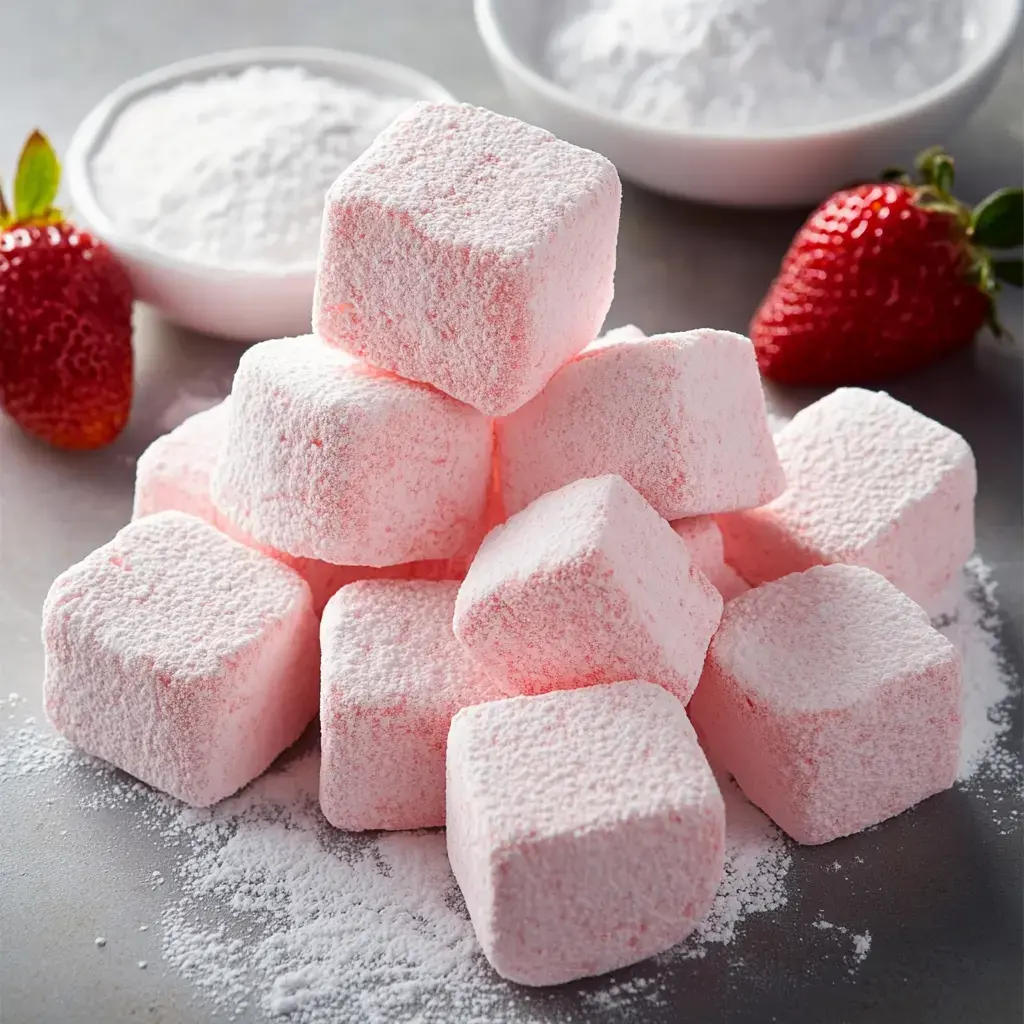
[0, 130, 133, 450]
[752, 148, 1022, 387]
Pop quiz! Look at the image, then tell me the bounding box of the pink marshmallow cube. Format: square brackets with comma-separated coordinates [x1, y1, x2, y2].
[446, 681, 725, 986]
[319, 580, 512, 831]
[133, 400, 230, 526]
[314, 102, 621, 417]
[454, 475, 722, 703]
[497, 327, 785, 519]
[132, 399, 459, 614]
[42, 512, 320, 807]
[689, 564, 962, 845]
[717, 388, 976, 605]
[671, 515, 750, 602]
[211, 334, 492, 567]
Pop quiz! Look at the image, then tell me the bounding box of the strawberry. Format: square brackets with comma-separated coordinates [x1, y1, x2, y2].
[752, 147, 1022, 387]
[0, 130, 133, 450]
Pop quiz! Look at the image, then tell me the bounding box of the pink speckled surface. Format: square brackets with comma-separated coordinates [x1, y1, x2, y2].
[497, 328, 785, 519]
[314, 102, 621, 416]
[454, 475, 722, 703]
[319, 580, 513, 831]
[446, 681, 725, 986]
[717, 388, 977, 605]
[211, 334, 492, 567]
[41, 512, 321, 807]
[689, 564, 962, 845]
[132, 399, 472, 614]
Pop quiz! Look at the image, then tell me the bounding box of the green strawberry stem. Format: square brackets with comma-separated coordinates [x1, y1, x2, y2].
[885, 146, 1022, 337]
[0, 130, 62, 231]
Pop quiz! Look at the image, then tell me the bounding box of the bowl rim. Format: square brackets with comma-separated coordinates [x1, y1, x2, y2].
[474, 0, 1023, 144]
[65, 46, 456, 282]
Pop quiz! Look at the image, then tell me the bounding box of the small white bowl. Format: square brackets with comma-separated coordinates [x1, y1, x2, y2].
[476, 0, 1022, 207]
[66, 47, 454, 343]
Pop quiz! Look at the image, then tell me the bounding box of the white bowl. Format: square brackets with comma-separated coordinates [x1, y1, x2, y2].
[475, 0, 1022, 207]
[66, 47, 454, 343]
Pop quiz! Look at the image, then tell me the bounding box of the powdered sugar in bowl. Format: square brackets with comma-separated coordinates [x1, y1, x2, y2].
[66, 48, 454, 342]
[476, 0, 1022, 206]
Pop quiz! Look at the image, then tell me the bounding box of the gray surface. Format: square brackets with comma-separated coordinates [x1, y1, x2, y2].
[1, 3, 1021, 1023]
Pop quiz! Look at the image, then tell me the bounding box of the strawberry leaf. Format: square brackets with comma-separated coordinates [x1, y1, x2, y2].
[932, 155, 955, 196]
[914, 146, 955, 195]
[0, 179, 10, 227]
[914, 145, 944, 178]
[993, 259, 1023, 288]
[915, 194, 960, 217]
[13, 130, 62, 224]
[972, 187, 1023, 249]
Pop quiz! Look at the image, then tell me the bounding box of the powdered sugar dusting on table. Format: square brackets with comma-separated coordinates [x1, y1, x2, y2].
[1, 557, 1018, 1020]
[936, 557, 1021, 797]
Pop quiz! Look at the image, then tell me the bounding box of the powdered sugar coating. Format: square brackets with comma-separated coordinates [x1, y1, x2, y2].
[319, 580, 513, 831]
[314, 102, 621, 416]
[671, 515, 750, 601]
[42, 512, 320, 807]
[689, 564, 962, 845]
[446, 681, 725, 986]
[132, 399, 471, 613]
[717, 387, 976, 605]
[211, 334, 492, 567]
[454, 475, 722, 702]
[497, 328, 785, 518]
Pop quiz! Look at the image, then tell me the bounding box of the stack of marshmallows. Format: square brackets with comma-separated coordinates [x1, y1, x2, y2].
[43, 103, 975, 987]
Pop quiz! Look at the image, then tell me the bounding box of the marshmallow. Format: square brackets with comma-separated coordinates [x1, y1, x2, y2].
[211, 334, 492, 567]
[497, 328, 785, 519]
[314, 102, 621, 416]
[133, 400, 230, 526]
[454, 475, 722, 703]
[717, 388, 976, 605]
[132, 399, 456, 614]
[689, 564, 962, 845]
[671, 515, 750, 602]
[42, 512, 320, 807]
[319, 580, 512, 831]
[710, 563, 751, 602]
[446, 681, 725, 986]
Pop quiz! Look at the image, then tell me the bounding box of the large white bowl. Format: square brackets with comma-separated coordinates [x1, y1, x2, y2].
[66, 47, 454, 343]
[476, 0, 1022, 207]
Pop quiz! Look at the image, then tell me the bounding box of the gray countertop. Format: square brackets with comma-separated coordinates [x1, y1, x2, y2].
[1, 3, 1021, 1022]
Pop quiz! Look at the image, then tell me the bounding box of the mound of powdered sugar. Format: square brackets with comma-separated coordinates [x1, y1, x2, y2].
[1, 559, 1018, 1021]
[544, 0, 971, 131]
[91, 66, 414, 270]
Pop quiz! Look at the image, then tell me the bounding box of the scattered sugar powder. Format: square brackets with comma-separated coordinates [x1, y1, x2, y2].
[934, 556, 1022, 789]
[851, 931, 872, 964]
[91, 66, 414, 270]
[545, 0, 972, 131]
[1, 560, 1018, 1020]
[811, 920, 873, 972]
